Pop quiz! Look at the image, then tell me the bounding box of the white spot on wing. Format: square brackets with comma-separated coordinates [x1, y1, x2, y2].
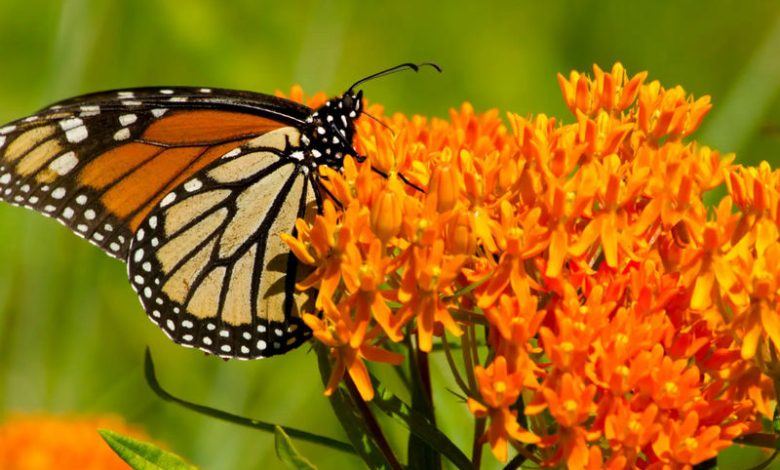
[114, 128, 131, 141]
[183, 179, 202, 192]
[66, 126, 88, 143]
[119, 114, 137, 126]
[62, 207, 74, 219]
[151, 108, 168, 118]
[222, 148, 241, 159]
[48, 151, 78, 175]
[59, 117, 83, 131]
[80, 105, 100, 116]
[51, 187, 66, 199]
[160, 193, 176, 207]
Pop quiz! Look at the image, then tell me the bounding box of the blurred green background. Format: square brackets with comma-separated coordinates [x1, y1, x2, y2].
[1, 1, 779, 469]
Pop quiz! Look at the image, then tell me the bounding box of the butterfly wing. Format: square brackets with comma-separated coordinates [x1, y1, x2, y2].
[126, 133, 318, 359]
[0, 87, 310, 259]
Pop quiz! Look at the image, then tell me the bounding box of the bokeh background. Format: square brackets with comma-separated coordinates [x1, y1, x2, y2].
[1, 1, 779, 468]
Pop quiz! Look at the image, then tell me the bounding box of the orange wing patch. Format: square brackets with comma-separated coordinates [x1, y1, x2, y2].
[79, 143, 162, 189]
[143, 111, 286, 145]
[75, 111, 288, 232]
[101, 146, 206, 220]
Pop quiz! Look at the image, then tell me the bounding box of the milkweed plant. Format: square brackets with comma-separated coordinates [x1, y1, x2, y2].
[282, 63, 780, 469]
[112, 64, 780, 469]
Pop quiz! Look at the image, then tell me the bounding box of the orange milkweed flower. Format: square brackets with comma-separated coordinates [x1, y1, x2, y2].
[396, 240, 465, 352]
[557, 63, 647, 116]
[303, 296, 403, 401]
[467, 356, 540, 462]
[650, 411, 731, 467]
[0, 414, 152, 470]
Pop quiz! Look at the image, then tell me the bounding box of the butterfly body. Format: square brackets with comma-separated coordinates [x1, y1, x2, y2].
[0, 63, 437, 360]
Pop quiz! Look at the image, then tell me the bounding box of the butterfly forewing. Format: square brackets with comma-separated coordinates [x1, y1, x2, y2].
[0, 87, 307, 259]
[126, 129, 318, 359]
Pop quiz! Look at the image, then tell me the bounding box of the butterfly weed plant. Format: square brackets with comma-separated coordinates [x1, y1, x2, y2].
[278, 64, 780, 469]
[137, 64, 780, 470]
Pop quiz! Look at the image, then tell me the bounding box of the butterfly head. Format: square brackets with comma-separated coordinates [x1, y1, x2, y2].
[301, 63, 440, 168]
[303, 90, 364, 166]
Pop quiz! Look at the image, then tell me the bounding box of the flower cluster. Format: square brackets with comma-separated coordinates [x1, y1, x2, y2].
[0, 413, 150, 469]
[281, 64, 777, 468]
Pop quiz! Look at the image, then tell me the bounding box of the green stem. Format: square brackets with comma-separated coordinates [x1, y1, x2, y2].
[406, 333, 442, 469]
[344, 375, 404, 470]
[472, 416, 486, 467]
[461, 326, 478, 394]
[441, 333, 471, 395]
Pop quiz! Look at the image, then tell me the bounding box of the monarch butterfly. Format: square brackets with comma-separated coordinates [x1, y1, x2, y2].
[0, 63, 440, 360]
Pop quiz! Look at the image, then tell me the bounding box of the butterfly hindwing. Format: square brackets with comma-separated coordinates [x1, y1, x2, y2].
[126, 129, 318, 359]
[0, 87, 308, 259]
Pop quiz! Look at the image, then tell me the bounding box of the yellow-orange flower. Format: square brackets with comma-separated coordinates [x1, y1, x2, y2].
[0, 414, 152, 470]
[304, 297, 403, 401]
[467, 356, 540, 462]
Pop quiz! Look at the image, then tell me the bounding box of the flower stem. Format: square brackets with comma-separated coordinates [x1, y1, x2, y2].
[406, 333, 442, 469]
[344, 374, 403, 470]
[441, 333, 471, 395]
[472, 416, 486, 467]
[461, 326, 478, 394]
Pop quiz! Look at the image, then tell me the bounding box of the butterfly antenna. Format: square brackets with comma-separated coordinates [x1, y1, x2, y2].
[347, 62, 442, 94]
[364, 111, 394, 136]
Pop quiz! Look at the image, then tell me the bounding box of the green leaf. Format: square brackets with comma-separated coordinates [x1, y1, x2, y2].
[313, 342, 398, 469]
[98, 429, 197, 470]
[274, 425, 318, 470]
[371, 381, 472, 470]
